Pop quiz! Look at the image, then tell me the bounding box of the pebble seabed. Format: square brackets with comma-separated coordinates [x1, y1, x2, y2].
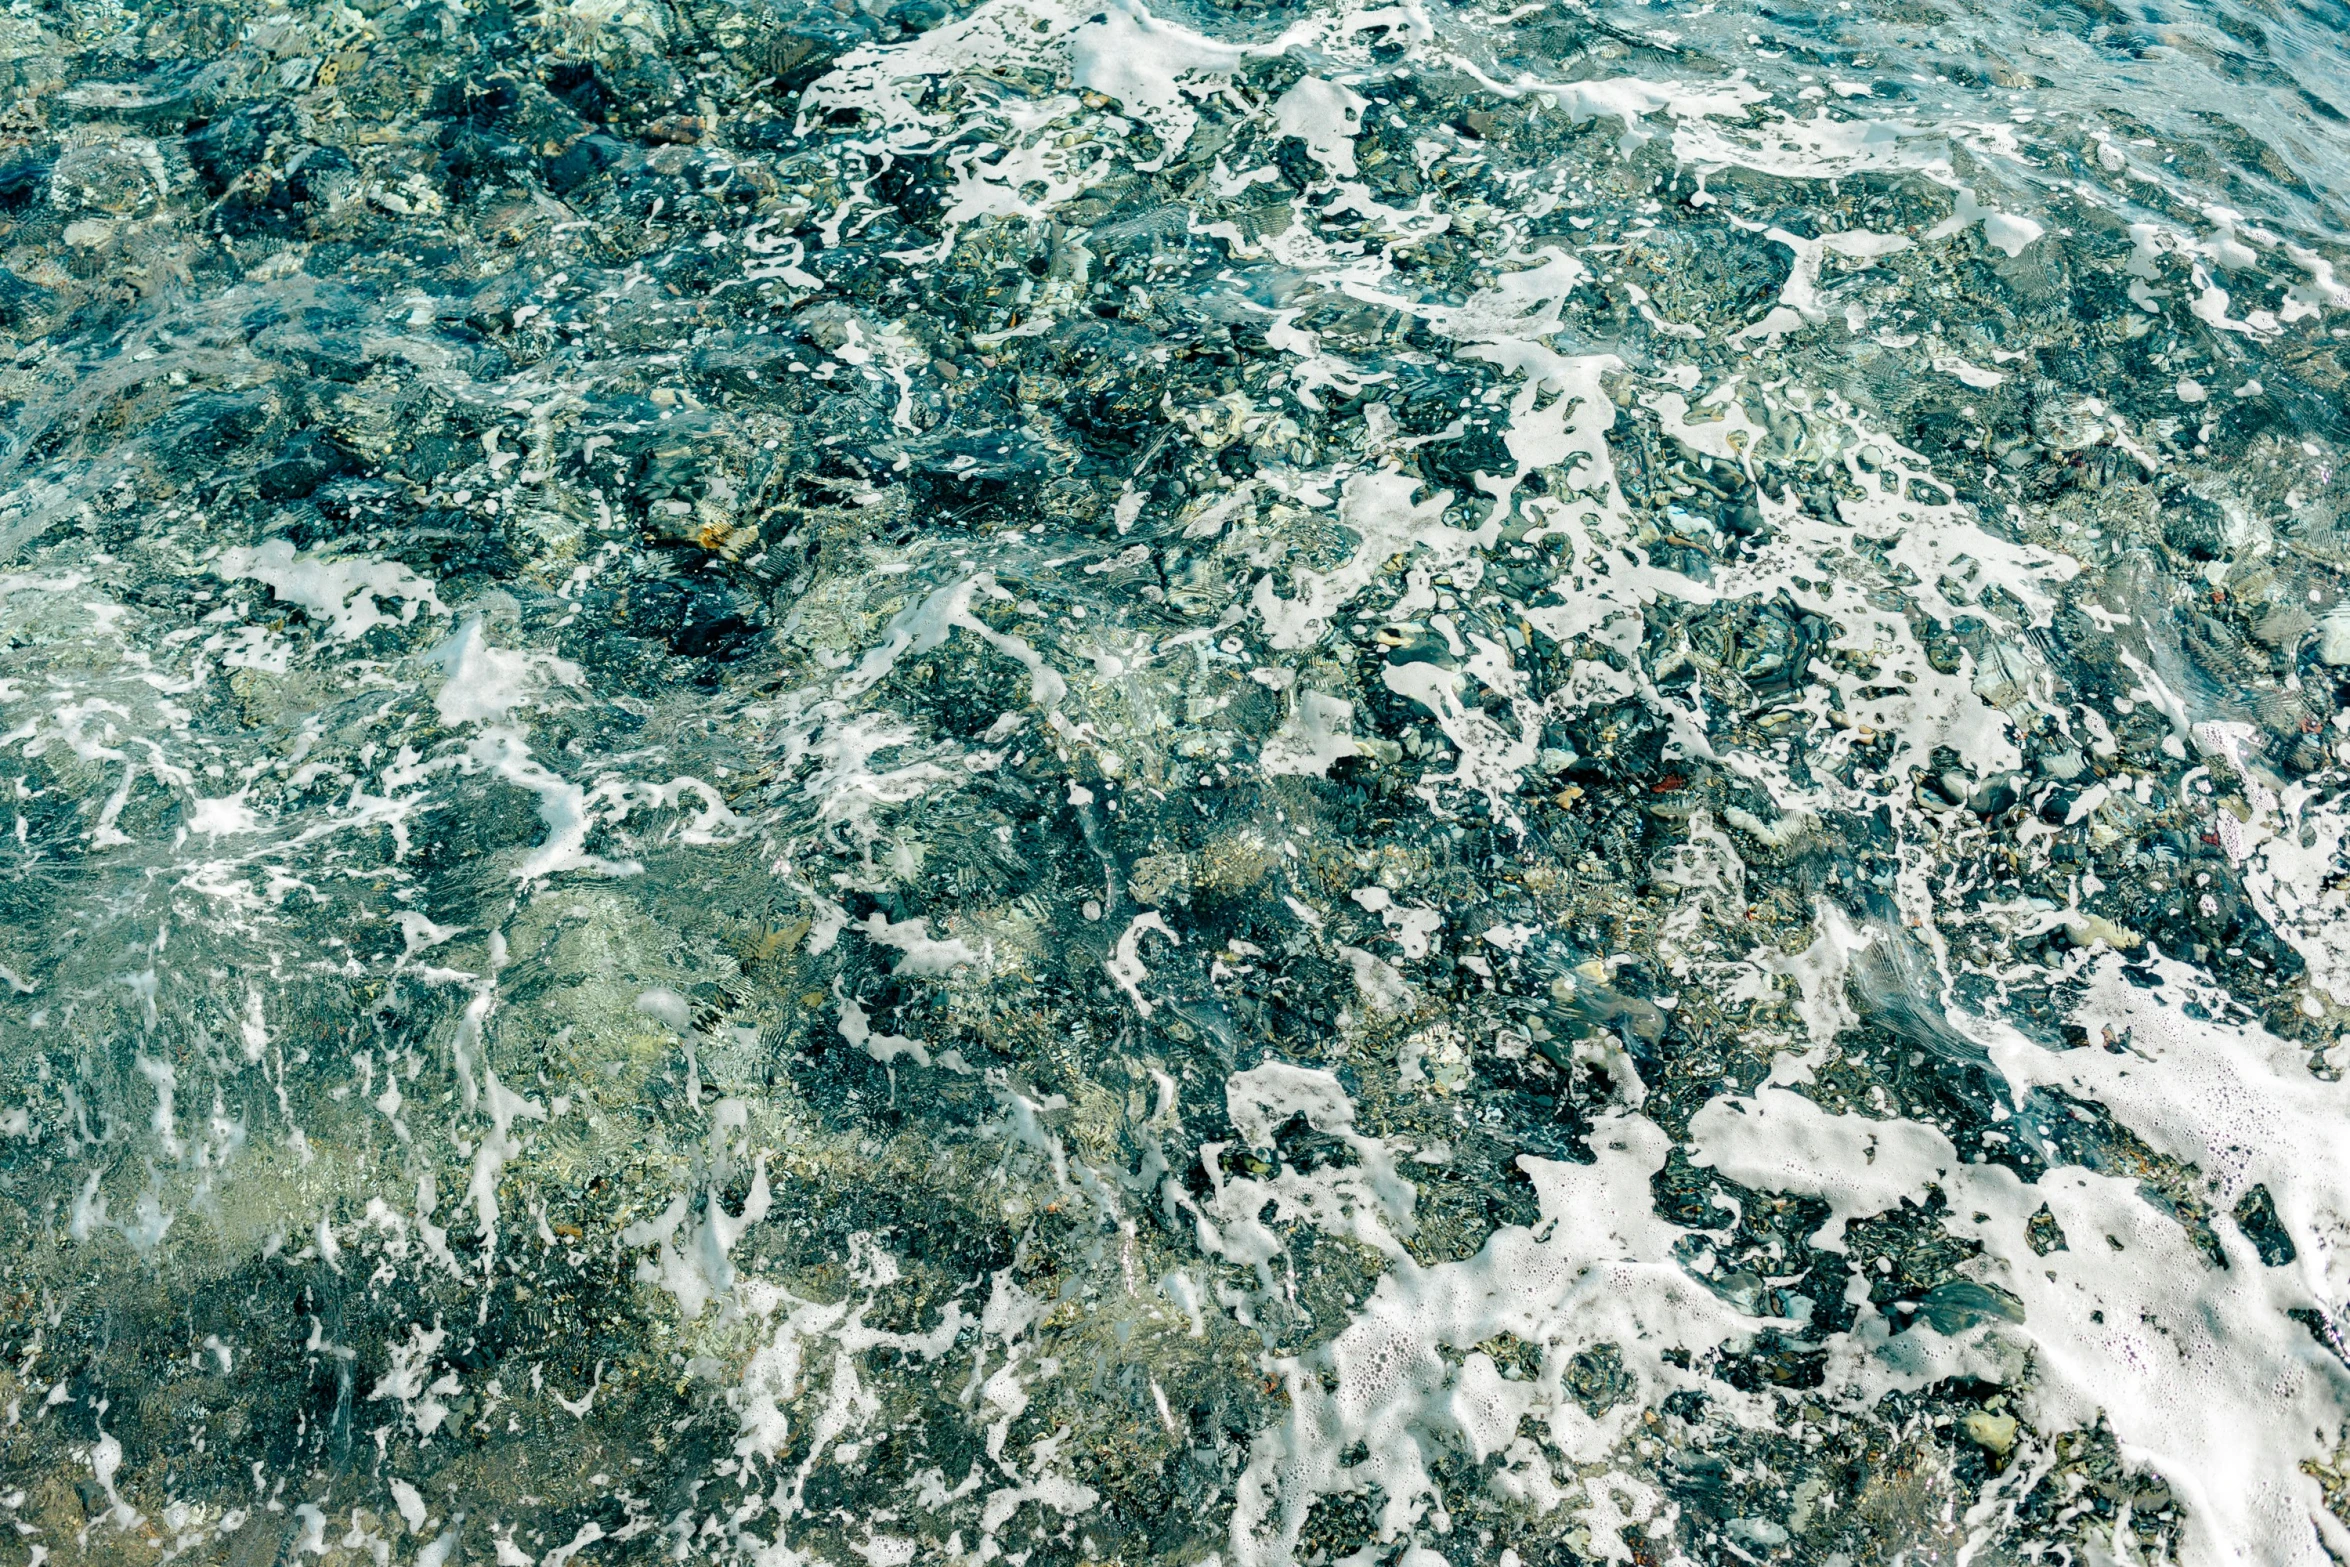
[7, 0, 2350, 1561]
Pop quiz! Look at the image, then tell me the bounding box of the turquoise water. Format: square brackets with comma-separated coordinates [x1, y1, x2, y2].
[4, 0, 2350, 1560]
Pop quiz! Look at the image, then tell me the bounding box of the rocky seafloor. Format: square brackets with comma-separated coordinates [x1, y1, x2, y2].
[6, 0, 2350, 1560]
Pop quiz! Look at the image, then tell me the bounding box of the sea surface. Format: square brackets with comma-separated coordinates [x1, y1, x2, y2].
[5, 0, 2350, 1560]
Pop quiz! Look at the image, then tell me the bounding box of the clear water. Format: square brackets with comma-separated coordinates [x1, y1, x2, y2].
[5, 0, 2350, 1561]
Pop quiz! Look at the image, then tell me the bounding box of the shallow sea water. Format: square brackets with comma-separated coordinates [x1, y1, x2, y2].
[6, 0, 2350, 1561]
